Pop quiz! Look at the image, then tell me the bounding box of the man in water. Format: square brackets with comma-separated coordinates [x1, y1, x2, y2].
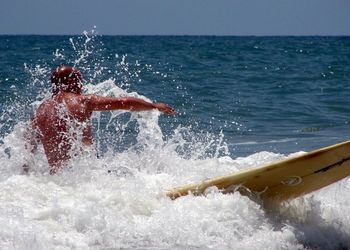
[24, 65, 175, 174]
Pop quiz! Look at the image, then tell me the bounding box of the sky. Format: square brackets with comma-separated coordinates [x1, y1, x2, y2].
[0, 0, 349, 36]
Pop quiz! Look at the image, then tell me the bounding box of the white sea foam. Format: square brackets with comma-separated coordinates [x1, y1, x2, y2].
[230, 138, 298, 146]
[2, 32, 350, 250]
[1, 82, 350, 249]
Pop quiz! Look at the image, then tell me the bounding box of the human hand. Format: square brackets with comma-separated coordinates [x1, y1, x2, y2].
[154, 103, 176, 115]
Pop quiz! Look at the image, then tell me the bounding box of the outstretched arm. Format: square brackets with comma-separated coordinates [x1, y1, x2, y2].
[85, 95, 176, 115]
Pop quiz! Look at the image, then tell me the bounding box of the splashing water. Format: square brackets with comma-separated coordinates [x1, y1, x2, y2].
[1, 32, 350, 250]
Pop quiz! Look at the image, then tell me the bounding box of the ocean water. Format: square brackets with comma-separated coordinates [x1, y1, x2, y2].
[0, 32, 350, 249]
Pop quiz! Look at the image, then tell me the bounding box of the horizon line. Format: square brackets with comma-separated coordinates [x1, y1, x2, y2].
[0, 33, 350, 37]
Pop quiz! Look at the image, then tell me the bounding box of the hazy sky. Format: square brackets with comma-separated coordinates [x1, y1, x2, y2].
[1, 0, 349, 35]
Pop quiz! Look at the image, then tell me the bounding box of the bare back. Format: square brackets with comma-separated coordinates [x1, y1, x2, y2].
[27, 90, 175, 173]
[35, 92, 93, 169]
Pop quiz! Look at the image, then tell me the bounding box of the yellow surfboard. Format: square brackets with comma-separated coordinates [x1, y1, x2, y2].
[166, 140, 350, 203]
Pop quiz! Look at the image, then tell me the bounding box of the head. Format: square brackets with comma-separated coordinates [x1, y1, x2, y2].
[51, 65, 83, 96]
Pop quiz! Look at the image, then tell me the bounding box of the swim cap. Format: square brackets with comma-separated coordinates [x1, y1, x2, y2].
[51, 65, 83, 95]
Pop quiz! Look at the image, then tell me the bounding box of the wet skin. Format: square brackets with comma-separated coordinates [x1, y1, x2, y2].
[25, 91, 175, 173]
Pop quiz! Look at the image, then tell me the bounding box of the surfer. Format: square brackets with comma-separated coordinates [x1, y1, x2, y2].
[23, 65, 175, 174]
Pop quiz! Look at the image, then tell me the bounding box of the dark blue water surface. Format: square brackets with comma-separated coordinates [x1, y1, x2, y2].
[1, 35, 350, 157]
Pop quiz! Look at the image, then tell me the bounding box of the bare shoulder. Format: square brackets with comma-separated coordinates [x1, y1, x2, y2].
[79, 94, 97, 102]
[36, 99, 53, 115]
[64, 93, 101, 113]
[78, 93, 106, 105]
[77, 94, 98, 107]
[56, 92, 90, 106]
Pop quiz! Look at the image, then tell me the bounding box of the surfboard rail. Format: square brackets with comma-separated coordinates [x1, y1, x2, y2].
[166, 140, 350, 203]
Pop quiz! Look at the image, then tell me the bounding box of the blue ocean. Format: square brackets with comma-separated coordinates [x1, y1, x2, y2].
[1, 32, 350, 249]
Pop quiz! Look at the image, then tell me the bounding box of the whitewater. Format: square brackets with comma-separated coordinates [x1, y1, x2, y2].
[1, 32, 350, 249]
